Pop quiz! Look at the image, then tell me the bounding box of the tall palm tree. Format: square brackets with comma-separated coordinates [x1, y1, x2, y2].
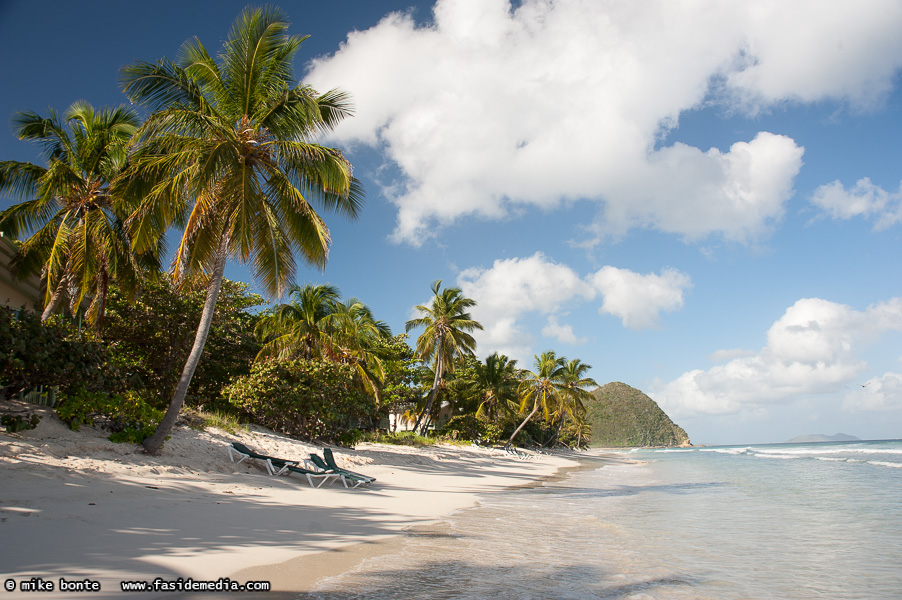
[0, 101, 152, 329]
[507, 351, 567, 448]
[468, 352, 520, 424]
[120, 7, 363, 455]
[405, 280, 483, 435]
[544, 358, 597, 446]
[254, 283, 342, 361]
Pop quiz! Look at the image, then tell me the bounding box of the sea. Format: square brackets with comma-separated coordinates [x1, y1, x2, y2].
[301, 440, 902, 600]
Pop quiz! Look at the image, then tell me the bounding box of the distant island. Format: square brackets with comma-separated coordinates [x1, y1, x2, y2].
[785, 433, 861, 443]
[586, 382, 691, 447]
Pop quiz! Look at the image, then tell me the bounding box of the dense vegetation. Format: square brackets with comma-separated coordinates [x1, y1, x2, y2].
[585, 382, 690, 447]
[0, 282, 598, 449]
[0, 6, 601, 452]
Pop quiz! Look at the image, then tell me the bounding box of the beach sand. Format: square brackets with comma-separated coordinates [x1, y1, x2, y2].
[0, 407, 579, 598]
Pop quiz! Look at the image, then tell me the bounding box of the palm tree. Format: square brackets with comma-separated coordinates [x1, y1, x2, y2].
[254, 283, 342, 361]
[405, 280, 483, 435]
[0, 101, 152, 329]
[507, 351, 567, 448]
[330, 297, 392, 402]
[120, 7, 363, 455]
[544, 358, 597, 446]
[468, 352, 520, 424]
[255, 285, 391, 402]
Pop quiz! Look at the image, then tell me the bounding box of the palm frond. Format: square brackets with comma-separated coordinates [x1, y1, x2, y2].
[120, 58, 208, 115]
[10, 217, 58, 278]
[246, 192, 295, 298]
[0, 189, 57, 239]
[11, 108, 73, 162]
[0, 161, 47, 207]
[177, 37, 228, 105]
[315, 88, 356, 132]
[265, 169, 331, 268]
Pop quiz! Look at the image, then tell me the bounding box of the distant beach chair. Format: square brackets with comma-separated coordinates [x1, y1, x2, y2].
[228, 442, 296, 476]
[504, 446, 531, 460]
[307, 449, 375, 488]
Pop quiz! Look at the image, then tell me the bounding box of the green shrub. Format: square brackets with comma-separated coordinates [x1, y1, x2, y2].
[224, 359, 377, 444]
[364, 430, 435, 446]
[55, 388, 163, 443]
[334, 428, 365, 447]
[501, 416, 550, 447]
[1, 413, 41, 433]
[0, 307, 114, 397]
[437, 414, 503, 444]
[102, 278, 263, 412]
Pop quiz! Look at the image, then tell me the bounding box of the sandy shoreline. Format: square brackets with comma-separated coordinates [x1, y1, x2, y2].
[0, 407, 581, 598]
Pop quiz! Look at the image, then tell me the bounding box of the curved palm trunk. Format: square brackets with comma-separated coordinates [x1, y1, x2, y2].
[413, 339, 443, 435]
[142, 234, 229, 455]
[506, 401, 540, 449]
[543, 414, 567, 447]
[41, 273, 69, 321]
[91, 266, 110, 332]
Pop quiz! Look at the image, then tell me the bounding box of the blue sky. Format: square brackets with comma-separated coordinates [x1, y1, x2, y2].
[2, 0, 902, 445]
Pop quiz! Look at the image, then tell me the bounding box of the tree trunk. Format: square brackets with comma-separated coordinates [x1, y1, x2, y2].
[91, 266, 109, 332]
[41, 273, 69, 321]
[142, 233, 229, 455]
[543, 415, 566, 447]
[506, 401, 540, 449]
[413, 338, 443, 435]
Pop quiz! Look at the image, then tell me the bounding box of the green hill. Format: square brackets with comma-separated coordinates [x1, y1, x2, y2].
[586, 382, 691, 447]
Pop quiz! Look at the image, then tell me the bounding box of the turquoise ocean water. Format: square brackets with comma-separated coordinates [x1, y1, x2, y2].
[304, 440, 902, 599]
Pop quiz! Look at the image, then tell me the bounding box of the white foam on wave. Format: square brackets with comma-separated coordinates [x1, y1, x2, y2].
[752, 453, 800, 460]
[654, 448, 695, 453]
[868, 461, 902, 469]
[752, 453, 902, 468]
[700, 447, 751, 455]
[755, 447, 902, 456]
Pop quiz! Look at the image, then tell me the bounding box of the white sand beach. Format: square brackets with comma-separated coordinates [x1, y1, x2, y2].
[0, 408, 579, 598]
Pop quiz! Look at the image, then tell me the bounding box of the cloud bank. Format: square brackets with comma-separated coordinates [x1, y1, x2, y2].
[306, 0, 902, 245]
[652, 297, 902, 417]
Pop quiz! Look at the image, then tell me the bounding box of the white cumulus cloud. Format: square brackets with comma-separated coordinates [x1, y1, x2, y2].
[453, 252, 690, 360]
[652, 297, 902, 417]
[306, 0, 902, 245]
[722, 1, 902, 110]
[542, 315, 588, 346]
[591, 266, 692, 330]
[844, 372, 902, 412]
[810, 178, 902, 229]
[457, 253, 596, 318]
[456, 253, 595, 359]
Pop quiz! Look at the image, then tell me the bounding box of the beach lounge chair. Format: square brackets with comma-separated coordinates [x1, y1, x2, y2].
[228, 443, 349, 488]
[323, 448, 376, 485]
[282, 464, 348, 489]
[228, 442, 297, 476]
[306, 452, 372, 488]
